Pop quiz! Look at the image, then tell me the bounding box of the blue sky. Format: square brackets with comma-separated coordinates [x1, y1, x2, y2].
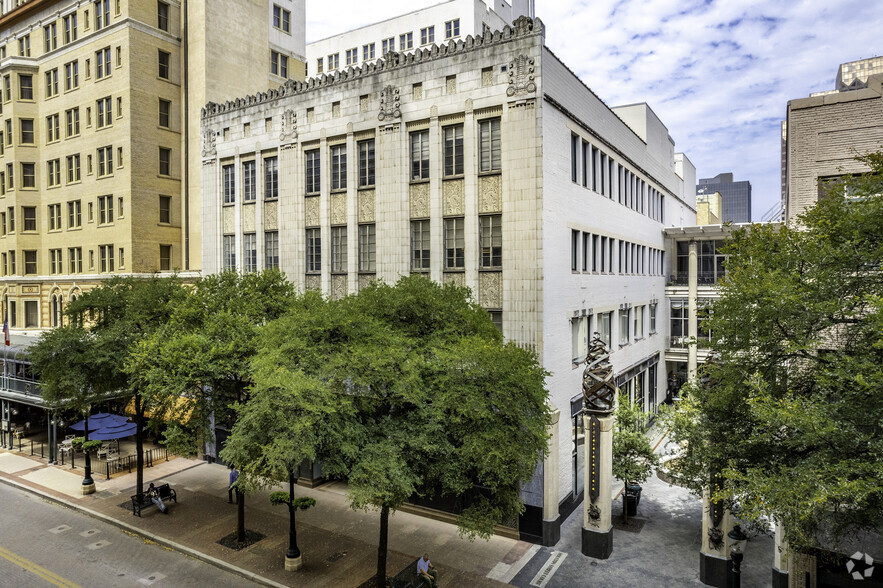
[306, 0, 883, 221]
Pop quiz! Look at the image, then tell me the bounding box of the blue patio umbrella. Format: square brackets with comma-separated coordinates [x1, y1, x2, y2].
[69, 412, 130, 431]
[90, 422, 137, 441]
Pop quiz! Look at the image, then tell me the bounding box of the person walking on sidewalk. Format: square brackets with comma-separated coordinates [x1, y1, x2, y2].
[228, 468, 239, 504]
[147, 482, 168, 514]
[417, 554, 438, 587]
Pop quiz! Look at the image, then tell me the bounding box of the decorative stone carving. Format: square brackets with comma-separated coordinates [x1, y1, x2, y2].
[305, 274, 321, 292]
[331, 193, 347, 225]
[202, 128, 216, 158]
[358, 189, 375, 223]
[446, 76, 457, 94]
[465, 98, 474, 114]
[263, 201, 278, 230]
[305, 196, 320, 227]
[443, 179, 465, 216]
[331, 275, 347, 300]
[223, 207, 235, 234]
[280, 109, 297, 143]
[378, 85, 400, 121]
[358, 274, 375, 291]
[479, 272, 502, 308]
[409, 183, 430, 218]
[582, 336, 616, 415]
[443, 273, 465, 287]
[242, 204, 256, 232]
[507, 54, 536, 97]
[478, 175, 502, 213]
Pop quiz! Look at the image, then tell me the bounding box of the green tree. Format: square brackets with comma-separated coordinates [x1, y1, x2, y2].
[611, 393, 659, 524]
[665, 152, 883, 552]
[260, 276, 550, 587]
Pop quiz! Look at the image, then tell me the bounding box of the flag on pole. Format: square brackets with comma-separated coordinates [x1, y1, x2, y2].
[3, 317, 9, 346]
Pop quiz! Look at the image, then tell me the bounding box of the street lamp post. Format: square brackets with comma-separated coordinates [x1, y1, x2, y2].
[81, 407, 95, 494]
[728, 524, 749, 588]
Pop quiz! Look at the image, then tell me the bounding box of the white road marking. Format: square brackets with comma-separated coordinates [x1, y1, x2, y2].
[487, 544, 541, 583]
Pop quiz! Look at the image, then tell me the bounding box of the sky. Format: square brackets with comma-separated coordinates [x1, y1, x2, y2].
[305, 0, 883, 221]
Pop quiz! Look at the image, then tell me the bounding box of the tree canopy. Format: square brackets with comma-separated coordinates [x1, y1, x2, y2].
[666, 152, 883, 552]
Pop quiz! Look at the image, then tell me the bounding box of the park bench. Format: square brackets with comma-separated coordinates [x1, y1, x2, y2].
[389, 558, 423, 588]
[130, 483, 177, 517]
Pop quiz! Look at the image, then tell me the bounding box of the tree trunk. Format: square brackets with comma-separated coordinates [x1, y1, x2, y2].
[237, 489, 246, 543]
[376, 504, 389, 588]
[287, 469, 300, 558]
[135, 393, 144, 500]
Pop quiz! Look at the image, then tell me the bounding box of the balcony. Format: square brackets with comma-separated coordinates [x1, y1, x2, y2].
[667, 272, 725, 286]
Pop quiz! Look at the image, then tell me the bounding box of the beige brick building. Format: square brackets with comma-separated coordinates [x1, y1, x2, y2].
[0, 0, 305, 331]
[783, 66, 883, 224]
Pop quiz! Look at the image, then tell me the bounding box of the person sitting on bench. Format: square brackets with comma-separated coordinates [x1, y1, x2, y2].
[147, 482, 168, 514]
[417, 554, 438, 587]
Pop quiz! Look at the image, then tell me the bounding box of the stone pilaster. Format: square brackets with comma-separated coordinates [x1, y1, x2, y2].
[581, 413, 613, 559]
[542, 407, 561, 546]
[699, 487, 732, 587]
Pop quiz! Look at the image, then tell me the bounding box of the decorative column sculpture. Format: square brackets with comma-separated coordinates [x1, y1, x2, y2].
[699, 478, 734, 587]
[581, 335, 616, 559]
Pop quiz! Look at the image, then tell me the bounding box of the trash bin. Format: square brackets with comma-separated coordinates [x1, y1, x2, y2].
[625, 484, 642, 516]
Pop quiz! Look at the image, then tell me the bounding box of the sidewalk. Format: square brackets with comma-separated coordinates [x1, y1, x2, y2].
[0, 448, 528, 588]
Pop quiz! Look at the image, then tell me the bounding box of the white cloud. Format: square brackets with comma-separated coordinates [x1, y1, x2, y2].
[307, 0, 883, 220]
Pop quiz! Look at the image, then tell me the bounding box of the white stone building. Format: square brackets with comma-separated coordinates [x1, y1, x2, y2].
[305, 0, 531, 76]
[200, 16, 695, 546]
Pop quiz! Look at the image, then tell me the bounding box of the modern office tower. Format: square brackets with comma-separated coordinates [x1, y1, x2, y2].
[696, 172, 752, 223]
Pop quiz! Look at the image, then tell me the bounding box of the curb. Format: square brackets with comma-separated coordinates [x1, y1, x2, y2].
[0, 473, 290, 588]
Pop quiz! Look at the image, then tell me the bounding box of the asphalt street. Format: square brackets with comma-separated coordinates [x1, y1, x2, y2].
[0, 483, 259, 587]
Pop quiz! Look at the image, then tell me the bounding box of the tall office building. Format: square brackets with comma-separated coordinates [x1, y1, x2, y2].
[0, 0, 306, 332]
[696, 172, 751, 223]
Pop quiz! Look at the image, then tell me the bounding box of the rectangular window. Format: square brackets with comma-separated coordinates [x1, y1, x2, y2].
[382, 37, 394, 53]
[243, 233, 257, 272]
[24, 251, 37, 275]
[572, 316, 589, 363]
[273, 5, 291, 32]
[330, 144, 347, 190]
[358, 224, 376, 272]
[65, 108, 80, 137]
[50, 249, 62, 274]
[330, 226, 347, 273]
[443, 124, 464, 177]
[582, 232, 590, 272]
[634, 305, 645, 339]
[223, 235, 236, 270]
[571, 230, 579, 271]
[599, 312, 612, 348]
[95, 0, 110, 29]
[619, 308, 630, 345]
[315, 57, 323, 74]
[264, 156, 278, 199]
[420, 26, 434, 45]
[479, 118, 501, 173]
[157, 1, 169, 31]
[63, 14, 78, 44]
[159, 195, 171, 223]
[270, 51, 288, 77]
[410, 130, 429, 180]
[479, 214, 502, 269]
[45, 69, 59, 97]
[444, 217, 464, 269]
[23, 206, 36, 231]
[222, 164, 235, 204]
[21, 163, 35, 188]
[571, 134, 579, 183]
[97, 146, 113, 176]
[158, 50, 170, 79]
[240, 160, 255, 201]
[69, 247, 82, 273]
[47, 159, 61, 187]
[18, 35, 30, 57]
[98, 194, 113, 224]
[159, 244, 171, 270]
[327, 53, 339, 70]
[48, 203, 62, 230]
[649, 303, 657, 334]
[20, 119, 33, 144]
[97, 96, 112, 128]
[363, 43, 375, 61]
[99, 244, 114, 272]
[46, 114, 60, 142]
[158, 99, 170, 128]
[8, 251, 14, 275]
[445, 19, 460, 38]
[306, 228, 321, 273]
[68, 200, 81, 227]
[96, 47, 111, 78]
[158, 147, 171, 175]
[411, 220, 430, 271]
[66, 155, 81, 183]
[345, 48, 357, 66]
[399, 32, 413, 50]
[44, 23, 57, 52]
[305, 149, 320, 194]
[264, 231, 279, 269]
[18, 75, 32, 100]
[358, 139, 375, 187]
